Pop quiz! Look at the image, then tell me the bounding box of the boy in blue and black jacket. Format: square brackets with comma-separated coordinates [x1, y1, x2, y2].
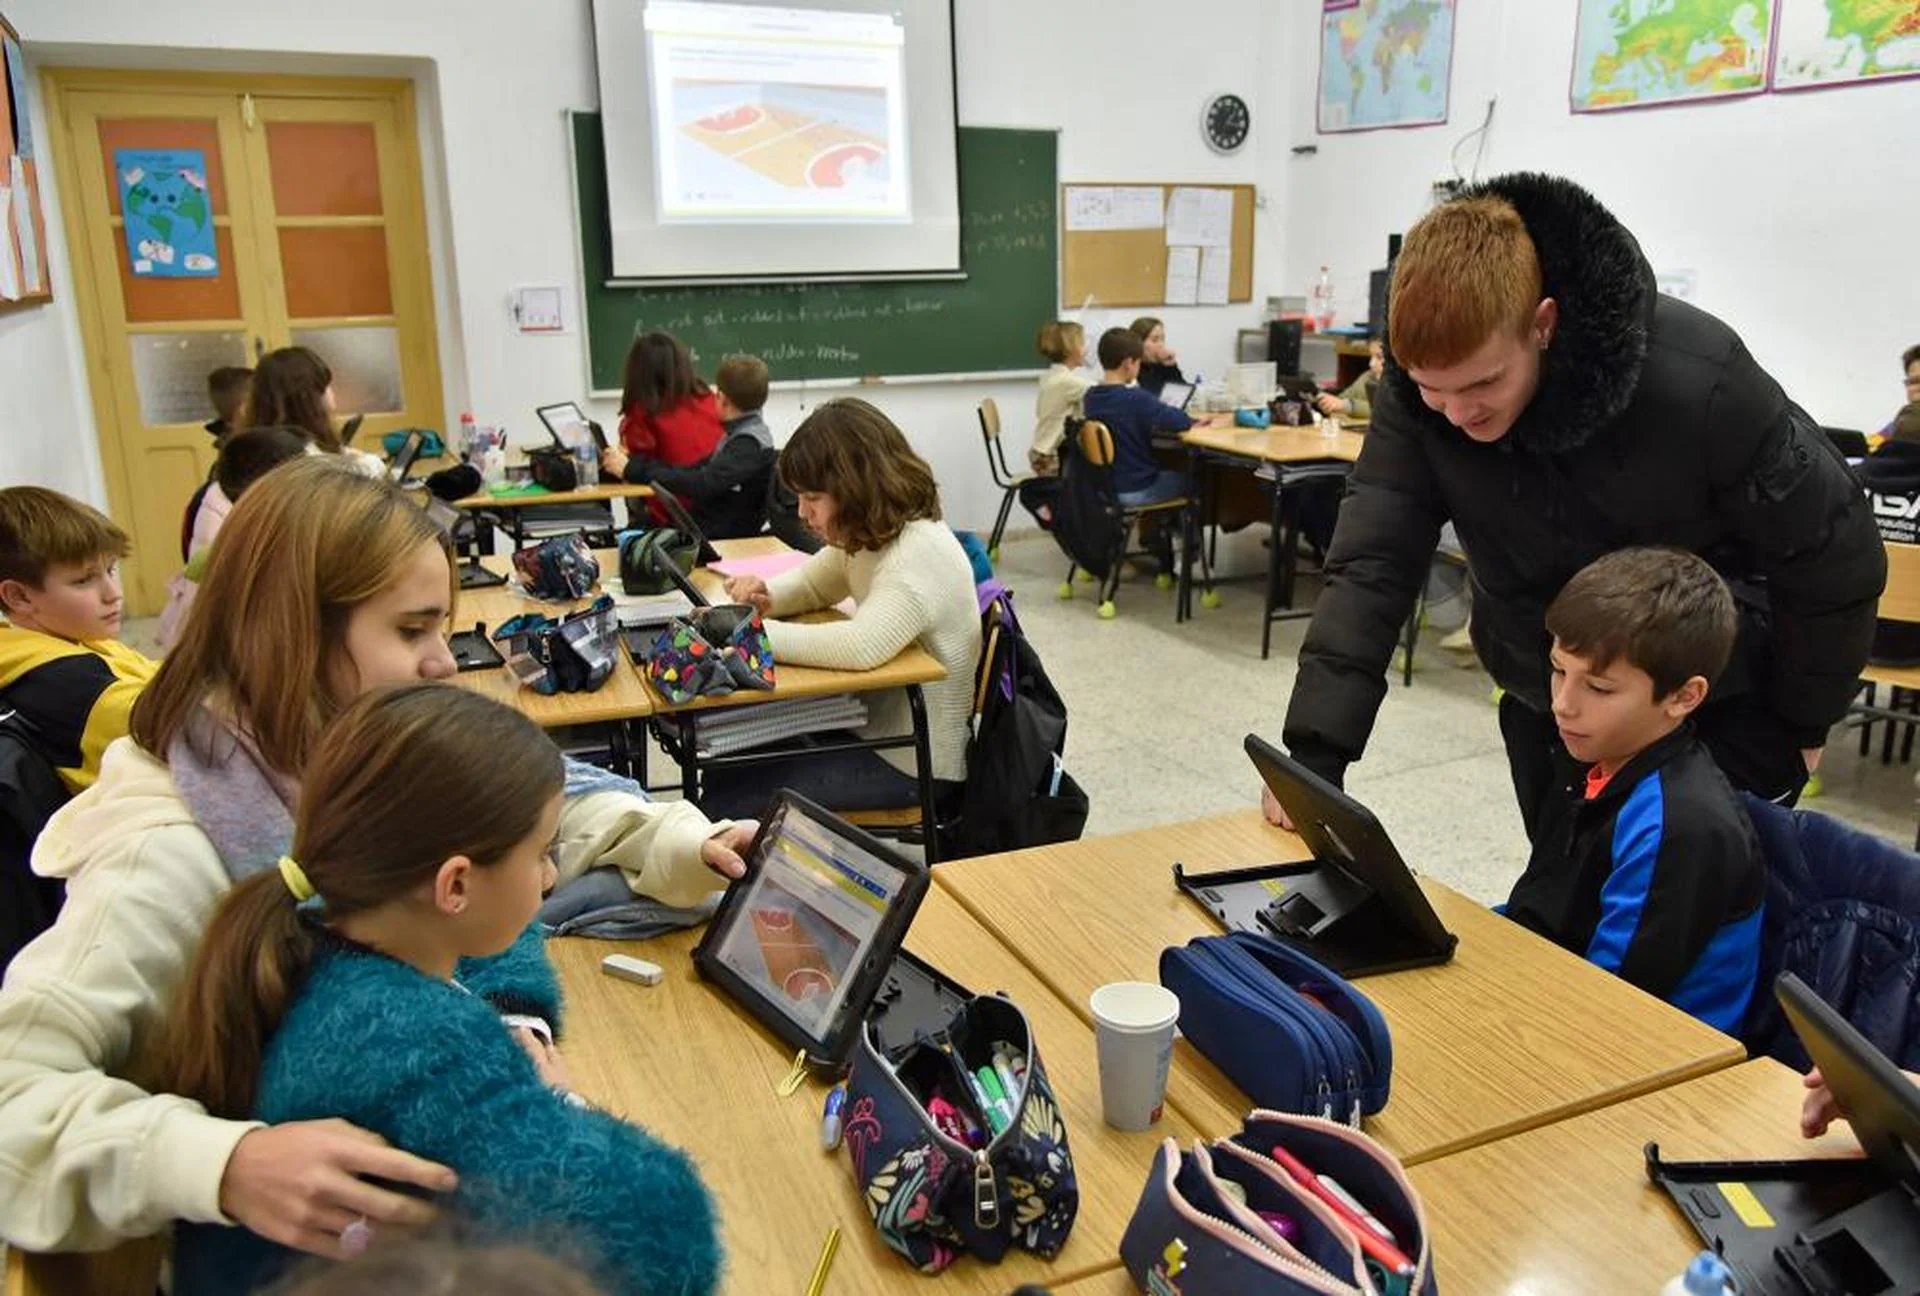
[1503, 547, 1765, 1033]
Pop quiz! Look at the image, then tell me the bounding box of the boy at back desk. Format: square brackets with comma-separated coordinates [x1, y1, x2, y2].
[1502, 546, 1765, 1034]
[1083, 327, 1222, 571]
[614, 354, 776, 540]
[0, 487, 157, 794]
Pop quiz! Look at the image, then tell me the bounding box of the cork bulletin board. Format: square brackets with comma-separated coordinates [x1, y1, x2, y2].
[1060, 181, 1254, 309]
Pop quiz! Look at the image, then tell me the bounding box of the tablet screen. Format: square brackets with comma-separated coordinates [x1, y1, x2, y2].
[708, 800, 914, 1039]
[536, 402, 597, 452]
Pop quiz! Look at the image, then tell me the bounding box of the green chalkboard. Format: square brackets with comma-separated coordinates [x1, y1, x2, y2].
[570, 112, 1058, 388]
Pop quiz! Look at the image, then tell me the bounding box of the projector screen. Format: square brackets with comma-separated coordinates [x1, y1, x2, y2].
[591, 0, 961, 283]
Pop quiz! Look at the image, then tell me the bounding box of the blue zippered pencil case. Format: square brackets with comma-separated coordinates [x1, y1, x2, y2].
[1159, 931, 1392, 1123]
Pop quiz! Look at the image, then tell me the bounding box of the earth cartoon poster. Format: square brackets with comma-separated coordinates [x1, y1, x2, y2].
[115, 148, 217, 277]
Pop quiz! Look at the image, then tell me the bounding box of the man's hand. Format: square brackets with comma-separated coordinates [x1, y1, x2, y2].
[701, 821, 758, 880]
[1260, 785, 1295, 831]
[220, 1120, 456, 1259]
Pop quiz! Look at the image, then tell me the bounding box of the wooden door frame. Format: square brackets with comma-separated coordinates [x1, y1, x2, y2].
[41, 68, 444, 595]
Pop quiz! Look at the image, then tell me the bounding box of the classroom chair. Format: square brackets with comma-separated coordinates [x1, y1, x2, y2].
[1395, 540, 1471, 687]
[1847, 539, 1920, 767]
[975, 398, 1030, 559]
[1055, 420, 1212, 622]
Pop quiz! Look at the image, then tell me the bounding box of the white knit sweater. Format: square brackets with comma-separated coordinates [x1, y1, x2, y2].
[764, 518, 981, 782]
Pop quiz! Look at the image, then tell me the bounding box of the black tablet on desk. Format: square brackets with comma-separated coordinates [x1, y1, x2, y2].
[653, 488, 722, 565]
[693, 793, 931, 1068]
[536, 401, 608, 451]
[1648, 975, 1920, 1294]
[1173, 734, 1457, 977]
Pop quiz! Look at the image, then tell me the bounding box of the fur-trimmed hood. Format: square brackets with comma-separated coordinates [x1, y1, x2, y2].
[1380, 172, 1656, 455]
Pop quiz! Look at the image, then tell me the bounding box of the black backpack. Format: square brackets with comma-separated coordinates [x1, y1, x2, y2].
[1, 707, 70, 976]
[951, 592, 1089, 858]
[1050, 418, 1126, 581]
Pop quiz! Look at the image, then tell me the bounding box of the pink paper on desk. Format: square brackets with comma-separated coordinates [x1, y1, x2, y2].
[710, 551, 856, 616]
[709, 552, 812, 580]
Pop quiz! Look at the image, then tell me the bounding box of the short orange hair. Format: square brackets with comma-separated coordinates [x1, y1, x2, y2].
[1389, 196, 1542, 370]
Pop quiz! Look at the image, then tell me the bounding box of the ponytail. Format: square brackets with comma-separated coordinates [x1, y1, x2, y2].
[153, 869, 317, 1119]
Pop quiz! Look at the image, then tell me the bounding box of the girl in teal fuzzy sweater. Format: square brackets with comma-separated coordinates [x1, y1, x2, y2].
[157, 685, 721, 1295]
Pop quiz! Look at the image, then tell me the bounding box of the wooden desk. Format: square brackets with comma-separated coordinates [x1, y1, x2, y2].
[1180, 422, 1364, 465]
[452, 481, 656, 511]
[551, 887, 1188, 1293]
[935, 812, 1745, 1164]
[1409, 1060, 1863, 1295]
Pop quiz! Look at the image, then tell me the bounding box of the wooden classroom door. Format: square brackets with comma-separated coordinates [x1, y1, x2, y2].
[47, 74, 443, 614]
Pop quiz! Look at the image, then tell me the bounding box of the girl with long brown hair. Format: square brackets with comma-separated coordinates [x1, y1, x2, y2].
[598, 330, 723, 490]
[162, 684, 718, 1296]
[712, 398, 980, 819]
[242, 346, 383, 475]
[0, 457, 749, 1260]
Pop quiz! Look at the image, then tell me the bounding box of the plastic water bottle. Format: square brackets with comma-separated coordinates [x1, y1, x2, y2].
[1659, 1250, 1734, 1296]
[573, 436, 599, 487]
[1312, 266, 1336, 331]
[457, 411, 477, 461]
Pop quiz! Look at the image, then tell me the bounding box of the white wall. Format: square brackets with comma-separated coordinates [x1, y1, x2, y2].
[4, 0, 1289, 532]
[1275, 0, 1920, 433]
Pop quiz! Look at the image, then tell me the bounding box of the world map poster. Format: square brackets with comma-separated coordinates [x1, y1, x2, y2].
[1773, 0, 1920, 90]
[1318, 0, 1458, 133]
[1571, 0, 1773, 112]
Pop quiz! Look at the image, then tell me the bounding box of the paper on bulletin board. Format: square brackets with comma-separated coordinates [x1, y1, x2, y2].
[1166, 186, 1233, 248]
[1064, 185, 1164, 231]
[1164, 245, 1200, 306]
[115, 148, 219, 278]
[1198, 244, 1232, 305]
[0, 179, 19, 300]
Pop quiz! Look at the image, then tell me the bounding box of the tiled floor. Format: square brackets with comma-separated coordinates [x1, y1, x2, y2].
[124, 530, 1919, 907]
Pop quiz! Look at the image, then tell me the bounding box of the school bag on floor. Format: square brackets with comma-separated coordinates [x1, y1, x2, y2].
[950, 591, 1088, 857]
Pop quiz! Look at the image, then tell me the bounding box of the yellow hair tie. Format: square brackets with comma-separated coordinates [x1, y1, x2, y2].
[277, 854, 316, 903]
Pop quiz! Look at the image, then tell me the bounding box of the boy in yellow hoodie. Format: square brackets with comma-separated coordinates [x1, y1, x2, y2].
[0, 487, 157, 794]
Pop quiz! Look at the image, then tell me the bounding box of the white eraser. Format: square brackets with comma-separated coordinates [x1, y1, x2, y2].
[601, 953, 664, 986]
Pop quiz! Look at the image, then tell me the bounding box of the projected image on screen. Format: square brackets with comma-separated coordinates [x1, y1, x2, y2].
[647, 2, 909, 223]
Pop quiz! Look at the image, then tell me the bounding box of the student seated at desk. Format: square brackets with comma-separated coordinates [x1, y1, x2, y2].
[245, 346, 385, 477]
[1502, 547, 1764, 1034]
[1129, 316, 1190, 398]
[1029, 320, 1093, 476]
[1084, 327, 1201, 575]
[0, 486, 156, 796]
[710, 399, 980, 819]
[1316, 338, 1385, 422]
[607, 354, 775, 540]
[600, 331, 724, 524]
[181, 366, 254, 556]
[0, 458, 748, 1261]
[159, 426, 312, 650]
[1880, 343, 1920, 439]
[161, 685, 719, 1296]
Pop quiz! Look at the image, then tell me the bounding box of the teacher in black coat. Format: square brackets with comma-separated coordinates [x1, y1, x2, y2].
[1269, 173, 1884, 837]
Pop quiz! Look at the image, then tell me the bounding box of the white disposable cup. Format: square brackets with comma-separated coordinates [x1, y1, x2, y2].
[1089, 981, 1180, 1131]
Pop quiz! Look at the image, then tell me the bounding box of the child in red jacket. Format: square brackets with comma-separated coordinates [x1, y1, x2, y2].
[601, 331, 723, 526]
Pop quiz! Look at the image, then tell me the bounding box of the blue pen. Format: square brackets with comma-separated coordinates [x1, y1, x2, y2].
[820, 1085, 846, 1151]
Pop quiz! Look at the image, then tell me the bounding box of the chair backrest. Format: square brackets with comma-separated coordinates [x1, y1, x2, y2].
[977, 397, 1003, 443]
[1882, 540, 1920, 625]
[1076, 419, 1116, 469]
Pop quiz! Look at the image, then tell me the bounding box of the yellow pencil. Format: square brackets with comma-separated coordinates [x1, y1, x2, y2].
[803, 1225, 841, 1296]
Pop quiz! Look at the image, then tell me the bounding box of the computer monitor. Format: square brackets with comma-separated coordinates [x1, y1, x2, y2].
[1267, 319, 1303, 377]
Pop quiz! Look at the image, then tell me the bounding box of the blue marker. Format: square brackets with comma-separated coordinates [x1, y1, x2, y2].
[820, 1085, 846, 1151]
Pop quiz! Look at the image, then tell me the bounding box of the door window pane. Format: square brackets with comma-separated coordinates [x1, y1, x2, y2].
[118, 226, 241, 323]
[129, 330, 248, 426]
[292, 326, 402, 415]
[279, 227, 392, 319]
[266, 121, 383, 217]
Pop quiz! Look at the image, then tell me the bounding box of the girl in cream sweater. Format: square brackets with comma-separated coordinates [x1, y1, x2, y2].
[714, 398, 981, 820]
[1028, 320, 1093, 476]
